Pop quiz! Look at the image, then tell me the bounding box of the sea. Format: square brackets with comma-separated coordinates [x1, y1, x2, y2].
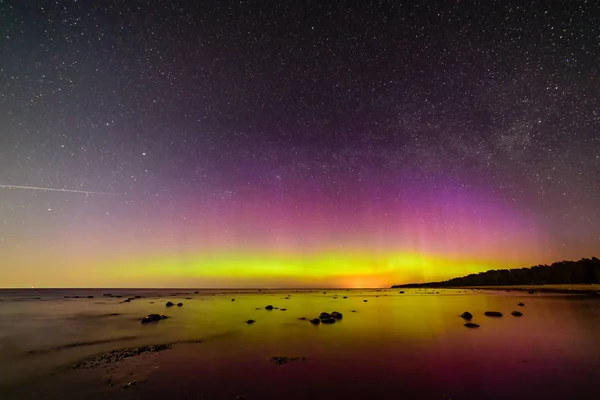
[1, 288, 600, 399]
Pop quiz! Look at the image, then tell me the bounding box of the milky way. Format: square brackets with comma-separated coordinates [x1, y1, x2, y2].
[0, 1, 599, 287]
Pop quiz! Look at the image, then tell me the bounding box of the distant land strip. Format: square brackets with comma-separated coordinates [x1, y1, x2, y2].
[392, 257, 600, 295]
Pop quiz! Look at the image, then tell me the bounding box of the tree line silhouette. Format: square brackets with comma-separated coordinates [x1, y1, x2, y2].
[392, 257, 600, 288]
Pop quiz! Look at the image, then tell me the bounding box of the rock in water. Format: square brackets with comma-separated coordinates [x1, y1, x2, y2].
[231, 299, 235, 301]
[484, 311, 503, 317]
[330, 311, 343, 319]
[177, 303, 183, 307]
[464, 323, 480, 328]
[528, 290, 534, 294]
[141, 314, 168, 324]
[310, 318, 320, 325]
[511, 311, 523, 317]
[265, 305, 274, 310]
[319, 312, 331, 319]
[399, 291, 404, 294]
[166, 302, 174, 307]
[246, 319, 255, 324]
[460, 312, 473, 320]
[517, 302, 525, 306]
[363, 300, 368, 302]
[321, 317, 336, 324]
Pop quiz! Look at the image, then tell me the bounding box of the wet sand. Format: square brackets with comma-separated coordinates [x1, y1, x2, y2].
[2, 288, 600, 399]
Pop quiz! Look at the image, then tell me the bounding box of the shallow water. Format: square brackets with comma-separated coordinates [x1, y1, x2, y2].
[1, 288, 600, 399]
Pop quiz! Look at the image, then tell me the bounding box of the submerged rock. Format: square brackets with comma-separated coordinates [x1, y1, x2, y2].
[399, 291, 404, 294]
[484, 311, 503, 317]
[320, 317, 336, 324]
[464, 323, 480, 328]
[280, 308, 287, 311]
[319, 312, 331, 319]
[363, 300, 368, 302]
[265, 305, 274, 310]
[246, 319, 255, 324]
[298, 317, 306, 320]
[511, 311, 523, 317]
[460, 312, 473, 320]
[177, 303, 183, 307]
[270, 356, 306, 365]
[310, 318, 320, 325]
[528, 290, 534, 294]
[231, 299, 235, 301]
[343, 296, 348, 299]
[141, 314, 168, 324]
[517, 302, 525, 306]
[166, 302, 174, 307]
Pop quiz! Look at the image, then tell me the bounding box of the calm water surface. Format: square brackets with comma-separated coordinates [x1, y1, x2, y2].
[1, 288, 600, 399]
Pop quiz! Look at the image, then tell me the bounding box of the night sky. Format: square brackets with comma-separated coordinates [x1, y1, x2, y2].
[1, 1, 599, 288]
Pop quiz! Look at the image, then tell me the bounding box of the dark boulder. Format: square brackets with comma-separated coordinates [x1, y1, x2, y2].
[511, 311, 523, 317]
[399, 291, 404, 294]
[343, 296, 347, 299]
[280, 308, 287, 311]
[464, 323, 480, 328]
[166, 302, 174, 307]
[177, 303, 183, 307]
[319, 312, 331, 319]
[321, 318, 336, 324]
[460, 312, 473, 320]
[265, 305, 274, 310]
[363, 300, 368, 302]
[298, 317, 306, 320]
[517, 302, 525, 306]
[231, 299, 235, 301]
[310, 318, 320, 325]
[246, 319, 255, 324]
[484, 311, 503, 317]
[330, 311, 343, 319]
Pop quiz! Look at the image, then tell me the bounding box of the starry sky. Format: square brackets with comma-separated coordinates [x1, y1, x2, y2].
[1, 0, 599, 288]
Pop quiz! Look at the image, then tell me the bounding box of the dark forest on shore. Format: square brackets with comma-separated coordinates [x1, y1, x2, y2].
[392, 258, 600, 288]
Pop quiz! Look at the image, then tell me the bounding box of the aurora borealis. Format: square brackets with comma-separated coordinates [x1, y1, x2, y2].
[1, 1, 599, 288]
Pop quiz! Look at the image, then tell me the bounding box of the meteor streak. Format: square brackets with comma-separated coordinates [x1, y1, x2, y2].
[0, 184, 117, 196]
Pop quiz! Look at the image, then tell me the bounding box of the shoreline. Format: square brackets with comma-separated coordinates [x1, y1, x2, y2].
[411, 284, 600, 295]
